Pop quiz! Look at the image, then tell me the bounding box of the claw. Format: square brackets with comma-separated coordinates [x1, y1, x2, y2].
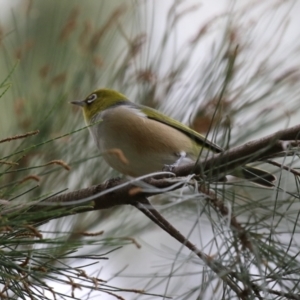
[162, 164, 175, 172]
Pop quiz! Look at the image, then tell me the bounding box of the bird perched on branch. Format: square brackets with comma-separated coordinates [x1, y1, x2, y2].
[71, 88, 275, 187]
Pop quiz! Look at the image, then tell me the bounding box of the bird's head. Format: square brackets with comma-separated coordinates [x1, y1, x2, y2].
[71, 89, 128, 122]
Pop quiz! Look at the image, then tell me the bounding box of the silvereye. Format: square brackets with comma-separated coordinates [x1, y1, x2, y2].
[71, 89, 275, 187]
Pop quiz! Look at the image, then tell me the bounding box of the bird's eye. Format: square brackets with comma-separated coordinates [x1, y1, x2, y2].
[86, 93, 97, 104]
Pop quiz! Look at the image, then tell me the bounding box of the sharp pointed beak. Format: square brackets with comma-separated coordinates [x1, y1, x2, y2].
[70, 100, 86, 107]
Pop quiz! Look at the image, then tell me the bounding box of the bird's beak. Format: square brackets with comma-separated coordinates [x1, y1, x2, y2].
[70, 100, 86, 107]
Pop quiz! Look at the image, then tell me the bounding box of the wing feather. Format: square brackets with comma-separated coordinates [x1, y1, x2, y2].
[141, 106, 223, 153]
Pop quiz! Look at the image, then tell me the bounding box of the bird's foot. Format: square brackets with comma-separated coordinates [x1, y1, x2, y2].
[162, 151, 187, 172]
[162, 164, 176, 173]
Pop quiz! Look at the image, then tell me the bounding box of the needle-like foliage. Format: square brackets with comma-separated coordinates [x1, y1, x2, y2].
[1, 0, 300, 299]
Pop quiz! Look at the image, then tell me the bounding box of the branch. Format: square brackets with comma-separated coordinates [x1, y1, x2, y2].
[4, 123, 300, 217]
[4, 124, 300, 299]
[133, 197, 243, 297]
[173, 124, 300, 178]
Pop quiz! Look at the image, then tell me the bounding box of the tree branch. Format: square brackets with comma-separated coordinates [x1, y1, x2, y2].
[4, 124, 300, 299]
[3, 123, 300, 217]
[173, 124, 300, 178]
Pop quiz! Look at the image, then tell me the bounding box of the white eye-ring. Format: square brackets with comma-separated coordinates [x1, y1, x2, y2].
[86, 93, 97, 104]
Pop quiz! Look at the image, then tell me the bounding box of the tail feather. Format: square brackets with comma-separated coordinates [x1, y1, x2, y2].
[242, 166, 276, 187]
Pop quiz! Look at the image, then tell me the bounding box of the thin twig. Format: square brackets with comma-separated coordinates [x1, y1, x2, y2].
[199, 184, 254, 252]
[133, 197, 243, 297]
[266, 159, 300, 177]
[0, 130, 39, 144]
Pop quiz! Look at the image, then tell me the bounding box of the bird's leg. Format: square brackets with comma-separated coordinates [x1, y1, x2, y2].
[174, 151, 187, 166]
[163, 151, 187, 172]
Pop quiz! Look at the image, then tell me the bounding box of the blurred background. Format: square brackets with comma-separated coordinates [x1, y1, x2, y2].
[1, 0, 300, 299]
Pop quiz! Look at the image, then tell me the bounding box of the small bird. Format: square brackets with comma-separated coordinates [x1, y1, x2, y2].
[71, 89, 275, 187]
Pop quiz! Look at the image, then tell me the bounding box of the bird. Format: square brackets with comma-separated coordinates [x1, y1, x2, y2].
[71, 88, 276, 187]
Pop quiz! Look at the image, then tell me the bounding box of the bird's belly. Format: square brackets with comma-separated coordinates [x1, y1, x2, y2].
[104, 148, 186, 176]
[98, 133, 193, 176]
[91, 110, 198, 177]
